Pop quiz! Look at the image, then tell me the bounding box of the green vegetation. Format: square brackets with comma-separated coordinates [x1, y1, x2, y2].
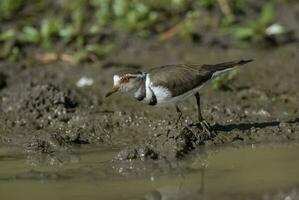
[212, 69, 238, 90]
[0, 0, 290, 62]
[0, 0, 23, 19]
[233, 3, 275, 44]
[0, 0, 192, 62]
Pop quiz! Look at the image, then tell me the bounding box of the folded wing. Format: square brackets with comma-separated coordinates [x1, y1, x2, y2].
[148, 59, 253, 97]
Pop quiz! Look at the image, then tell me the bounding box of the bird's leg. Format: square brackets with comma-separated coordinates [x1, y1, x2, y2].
[194, 92, 213, 137]
[166, 105, 182, 136]
[174, 104, 182, 127]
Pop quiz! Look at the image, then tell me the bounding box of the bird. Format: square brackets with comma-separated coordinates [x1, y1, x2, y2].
[105, 59, 253, 136]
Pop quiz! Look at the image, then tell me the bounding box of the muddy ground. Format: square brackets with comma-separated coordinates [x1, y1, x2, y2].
[0, 1, 299, 166]
[0, 34, 299, 165]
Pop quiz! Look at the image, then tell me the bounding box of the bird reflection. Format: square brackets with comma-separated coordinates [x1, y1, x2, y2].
[144, 167, 206, 200]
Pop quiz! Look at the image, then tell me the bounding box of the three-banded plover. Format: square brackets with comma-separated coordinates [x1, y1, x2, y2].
[106, 59, 253, 135]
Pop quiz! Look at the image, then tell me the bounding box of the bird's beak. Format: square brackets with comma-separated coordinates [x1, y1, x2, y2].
[105, 86, 119, 97]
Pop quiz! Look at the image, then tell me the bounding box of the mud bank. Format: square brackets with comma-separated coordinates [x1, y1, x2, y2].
[0, 39, 299, 162]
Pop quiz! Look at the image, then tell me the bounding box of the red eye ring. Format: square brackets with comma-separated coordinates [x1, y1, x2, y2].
[122, 77, 129, 83]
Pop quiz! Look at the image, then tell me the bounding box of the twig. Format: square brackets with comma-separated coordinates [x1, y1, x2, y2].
[159, 21, 184, 41]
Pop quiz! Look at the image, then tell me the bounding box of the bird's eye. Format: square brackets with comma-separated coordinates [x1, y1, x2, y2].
[122, 77, 129, 83]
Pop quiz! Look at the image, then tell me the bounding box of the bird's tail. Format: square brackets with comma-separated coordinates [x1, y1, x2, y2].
[203, 59, 254, 78]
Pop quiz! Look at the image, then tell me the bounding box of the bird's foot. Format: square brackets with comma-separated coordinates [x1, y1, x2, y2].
[215, 133, 231, 143]
[198, 120, 216, 139]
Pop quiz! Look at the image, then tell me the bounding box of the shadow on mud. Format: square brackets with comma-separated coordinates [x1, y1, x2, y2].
[213, 117, 299, 132]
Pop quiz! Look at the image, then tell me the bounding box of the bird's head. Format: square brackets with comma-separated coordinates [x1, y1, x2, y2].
[105, 71, 145, 97]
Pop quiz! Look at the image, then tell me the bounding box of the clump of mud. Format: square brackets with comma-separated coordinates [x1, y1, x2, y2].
[1, 82, 77, 128]
[0, 63, 90, 155]
[115, 124, 210, 160]
[0, 62, 151, 160]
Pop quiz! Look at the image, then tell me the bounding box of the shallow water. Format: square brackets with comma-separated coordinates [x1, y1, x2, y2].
[0, 143, 299, 200]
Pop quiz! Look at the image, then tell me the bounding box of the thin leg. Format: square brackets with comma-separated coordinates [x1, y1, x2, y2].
[166, 105, 182, 135]
[194, 92, 213, 136]
[175, 104, 182, 126]
[195, 93, 203, 121]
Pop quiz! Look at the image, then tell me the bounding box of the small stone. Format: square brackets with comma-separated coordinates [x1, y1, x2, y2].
[76, 77, 94, 87]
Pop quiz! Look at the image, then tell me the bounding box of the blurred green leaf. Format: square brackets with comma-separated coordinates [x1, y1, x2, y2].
[112, 0, 128, 17]
[59, 25, 76, 39]
[135, 2, 149, 15]
[18, 26, 40, 43]
[234, 27, 254, 41]
[72, 8, 83, 33]
[0, 0, 23, 18]
[86, 43, 114, 56]
[72, 43, 114, 63]
[212, 69, 238, 90]
[200, 0, 216, 9]
[0, 29, 16, 41]
[40, 18, 62, 48]
[260, 3, 274, 26]
[234, 0, 246, 13]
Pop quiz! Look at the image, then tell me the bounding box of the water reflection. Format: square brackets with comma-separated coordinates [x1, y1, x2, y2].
[144, 168, 206, 200]
[1, 143, 299, 200]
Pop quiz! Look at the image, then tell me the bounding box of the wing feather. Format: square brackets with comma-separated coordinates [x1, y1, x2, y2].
[147, 59, 253, 97]
[148, 64, 211, 97]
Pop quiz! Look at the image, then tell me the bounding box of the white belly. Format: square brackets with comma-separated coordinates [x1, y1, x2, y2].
[153, 84, 204, 105]
[142, 74, 204, 106]
[150, 85, 172, 104]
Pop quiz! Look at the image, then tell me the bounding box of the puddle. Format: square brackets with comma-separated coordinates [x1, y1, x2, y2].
[0, 143, 299, 200]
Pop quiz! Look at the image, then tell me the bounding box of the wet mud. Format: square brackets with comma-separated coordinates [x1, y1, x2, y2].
[1, 38, 299, 164]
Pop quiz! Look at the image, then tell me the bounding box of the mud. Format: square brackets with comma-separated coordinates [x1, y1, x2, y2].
[0, 37, 298, 164]
[1, 0, 299, 161]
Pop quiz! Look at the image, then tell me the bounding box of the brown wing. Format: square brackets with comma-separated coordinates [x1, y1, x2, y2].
[148, 64, 212, 97]
[148, 60, 253, 97]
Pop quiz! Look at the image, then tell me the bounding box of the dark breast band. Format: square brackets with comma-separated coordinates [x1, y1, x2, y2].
[148, 87, 157, 106]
